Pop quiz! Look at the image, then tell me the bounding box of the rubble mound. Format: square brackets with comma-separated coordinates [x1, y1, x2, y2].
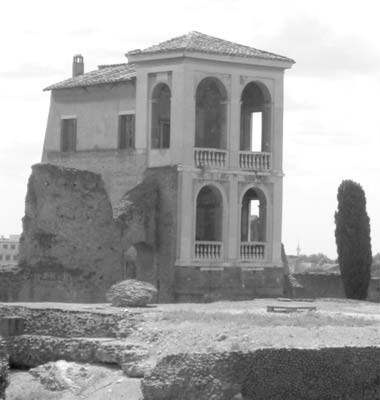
[106, 280, 157, 307]
[29, 360, 107, 392]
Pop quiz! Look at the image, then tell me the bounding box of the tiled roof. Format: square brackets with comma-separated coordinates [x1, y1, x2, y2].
[44, 63, 136, 91]
[128, 31, 294, 63]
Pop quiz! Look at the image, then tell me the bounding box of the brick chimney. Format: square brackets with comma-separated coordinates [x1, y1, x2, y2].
[72, 54, 84, 77]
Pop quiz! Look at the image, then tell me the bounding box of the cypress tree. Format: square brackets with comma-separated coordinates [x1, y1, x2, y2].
[335, 180, 372, 299]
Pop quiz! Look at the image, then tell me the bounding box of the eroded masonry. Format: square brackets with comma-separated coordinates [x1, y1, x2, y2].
[6, 32, 295, 302]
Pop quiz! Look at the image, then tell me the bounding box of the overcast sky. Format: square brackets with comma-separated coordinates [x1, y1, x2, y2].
[1, 0, 379, 257]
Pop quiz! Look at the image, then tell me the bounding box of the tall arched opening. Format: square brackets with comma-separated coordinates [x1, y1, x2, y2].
[195, 185, 224, 259]
[241, 188, 267, 242]
[240, 82, 271, 152]
[195, 78, 227, 149]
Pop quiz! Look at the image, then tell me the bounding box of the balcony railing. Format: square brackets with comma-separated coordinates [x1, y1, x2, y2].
[240, 242, 266, 261]
[194, 148, 227, 169]
[195, 241, 223, 260]
[239, 151, 271, 172]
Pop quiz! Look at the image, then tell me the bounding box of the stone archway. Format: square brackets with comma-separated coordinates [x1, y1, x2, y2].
[124, 242, 156, 286]
[240, 81, 271, 152]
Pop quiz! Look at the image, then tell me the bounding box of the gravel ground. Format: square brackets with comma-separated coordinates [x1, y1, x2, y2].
[127, 298, 380, 357]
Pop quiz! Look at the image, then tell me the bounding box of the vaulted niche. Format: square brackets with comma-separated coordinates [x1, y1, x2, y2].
[195, 78, 227, 149]
[241, 188, 266, 242]
[196, 185, 223, 241]
[151, 83, 171, 149]
[240, 82, 271, 152]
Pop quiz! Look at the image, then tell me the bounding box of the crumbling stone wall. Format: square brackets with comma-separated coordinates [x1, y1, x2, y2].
[117, 166, 178, 302]
[0, 304, 141, 338]
[142, 348, 380, 400]
[45, 150, 147, 212]
[0, 340, 8, 400]
[14, 164, 123, 302]
[0, 163, 179, 302]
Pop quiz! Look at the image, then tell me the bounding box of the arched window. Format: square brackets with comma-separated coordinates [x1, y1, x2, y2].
[151, 83, 171, 149]
[240, 82, 271, 152]
[195, 78, 227, 149]
[196, 185, 223, 241]
[241, 188, 266, 242]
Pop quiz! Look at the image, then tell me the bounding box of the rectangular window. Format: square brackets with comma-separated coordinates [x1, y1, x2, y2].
[3, 244, 8, 249]
[5, 255, 10, 261]
[61, 118, 77, 152]
[13, 255, 18, 261]
[10, 244, 15, 250]
[118, 114, 135, 149]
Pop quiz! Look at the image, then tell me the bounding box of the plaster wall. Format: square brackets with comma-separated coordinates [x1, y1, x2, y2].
[42, 82, 136, 153]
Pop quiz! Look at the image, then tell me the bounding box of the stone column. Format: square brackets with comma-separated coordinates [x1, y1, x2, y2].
[135, 70, 148, 150]
[177, 170, 194, 263]
[227, 176, 239, 261]
[271, 177, 283, 265]
[271, 74, 284, 174]
[170, 66, 185, 165]
[181, 65, 196, 166]
[229, 74, 241, 169]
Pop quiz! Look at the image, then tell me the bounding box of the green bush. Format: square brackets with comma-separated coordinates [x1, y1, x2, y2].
[335, 180, 372, 299]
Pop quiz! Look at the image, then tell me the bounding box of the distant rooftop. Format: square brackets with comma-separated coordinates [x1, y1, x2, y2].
[128, 31, 294, 63]
[0, 234, 20, 242]
[44, 63, 136, 91]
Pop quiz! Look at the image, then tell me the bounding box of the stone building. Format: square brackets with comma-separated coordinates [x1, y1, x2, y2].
[0, 235, 20, 267]
[40, 32, 294, 301]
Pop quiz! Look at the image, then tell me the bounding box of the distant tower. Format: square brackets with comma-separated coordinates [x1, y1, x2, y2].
[295, 243, 301, 273]
[72, 54, 84, 77]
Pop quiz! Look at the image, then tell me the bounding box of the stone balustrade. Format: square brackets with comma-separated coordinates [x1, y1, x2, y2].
[240, 242, 266, 261]
[194, 148, 228, 169]
[194, 241, 223, 260]
[239, 151, 271, 171]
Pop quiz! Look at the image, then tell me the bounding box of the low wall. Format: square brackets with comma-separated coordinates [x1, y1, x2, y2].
[142, 347, 380, 400]
[292, 273, 380, 302]
[0, 303, 148, 370]
[175, 266, 284, 302]
[292, 273, 344, 299]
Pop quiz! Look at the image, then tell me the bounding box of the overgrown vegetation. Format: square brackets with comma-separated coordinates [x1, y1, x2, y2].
[335, 180, 372, 299]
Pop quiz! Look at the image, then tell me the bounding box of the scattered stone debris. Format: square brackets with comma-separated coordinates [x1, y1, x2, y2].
[29, 361, 108, 392]
[106, 280, 157, 307]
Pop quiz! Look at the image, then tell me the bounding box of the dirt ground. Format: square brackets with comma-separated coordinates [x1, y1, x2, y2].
[127, 298, 380, 357]
[5, 298, 380, 399]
